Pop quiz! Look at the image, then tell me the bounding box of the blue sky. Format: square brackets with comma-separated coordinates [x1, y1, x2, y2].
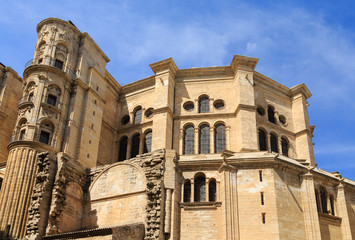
[1, 0, 354, 180]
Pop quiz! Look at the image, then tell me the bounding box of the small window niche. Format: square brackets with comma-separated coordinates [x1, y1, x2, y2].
[54, 59, 64, 70]
[183, 101, 194, 111]
[46, 94, 57, 106]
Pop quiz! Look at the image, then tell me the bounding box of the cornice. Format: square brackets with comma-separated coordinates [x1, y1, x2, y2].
[23, 64, 73, 83]
[175, 66, 233, 81]
[230, 54, 259, 73]
[7, 140, 58, 153]
[150, 58, 178, 76]
[253, 72, 291, 99]
[36, 18, 81, 35]
[290, 83, 312, 99]
[121, 76, 155, 94]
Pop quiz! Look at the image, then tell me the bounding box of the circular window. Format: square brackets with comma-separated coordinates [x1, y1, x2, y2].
[145, 108, 154, 118]
[183, 101, 194, 111]
[279, 115, 287, 125]
[257, 106, 265, 116]
[121, 115, 130, 125]
[213, 100, 225, 110]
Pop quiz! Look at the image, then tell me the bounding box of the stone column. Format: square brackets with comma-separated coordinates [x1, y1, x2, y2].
[194, 128, 199, 154]
[139, 135, 144, 154]
[300, 172, 321, 240]
[225, 126, 231, 150]
[206, 178, 210, 202]
[210, 127, 215, 154]
[179, 128, 184, 155]
[209, 98, 214, 113]
[0, 147, 39, 239]
[126, 137, 132, 160]
[219, 164, 239, 240]
[337, 183, 353, 240]
[191, 179, 195, 202]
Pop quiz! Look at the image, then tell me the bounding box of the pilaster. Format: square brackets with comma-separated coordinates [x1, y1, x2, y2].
[231, 55, 259, 152]
[300, 172, 321, 240]
[150, 58, 177, 150]
[337, 183, 353, 240]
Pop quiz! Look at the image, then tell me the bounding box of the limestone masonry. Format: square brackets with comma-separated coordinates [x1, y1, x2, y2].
[0, 18, 354, 240]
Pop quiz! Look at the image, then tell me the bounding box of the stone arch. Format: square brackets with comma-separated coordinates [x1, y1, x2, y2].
[58, 182, 83, 233]
[87, 162, 147, 228]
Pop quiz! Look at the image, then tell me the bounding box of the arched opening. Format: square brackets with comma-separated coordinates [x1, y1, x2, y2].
[320, 187, 328, 214]
[39, 120, 55, 145]
[0, 177, 3, 191]
[118, 136, 128, 162]
[198, 96, 209, 113]
[315, 189, 321, 212]
[130, 134, 140, 158]
[258, 128, 267, 151]
[183, 180, 191, 203]
[267, 105, 276, 124]
[199, 124, 210, 154]
[329, 195, 335, 215]
[133, 106, 142, 124]
[209, 179, 216, 202]
[270, 133, 278, 153]
[183, 125, 194, 155]
[214, 123, 226, 153]
[54, 44, 68, 70]
[281, 137, 289, 157]
[143, 131, 152, 153]
[46, 84, 61, 107]
[194, 174, 206, 202]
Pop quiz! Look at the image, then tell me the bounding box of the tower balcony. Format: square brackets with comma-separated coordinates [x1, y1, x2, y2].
[18, 95, 35, 109]
[24, 58, 77, 79]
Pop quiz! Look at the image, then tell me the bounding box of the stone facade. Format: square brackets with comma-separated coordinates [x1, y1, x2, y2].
[0, 17, 354, 240]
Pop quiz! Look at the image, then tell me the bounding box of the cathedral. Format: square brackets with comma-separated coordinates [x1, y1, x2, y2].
[0, 17, 354, 240]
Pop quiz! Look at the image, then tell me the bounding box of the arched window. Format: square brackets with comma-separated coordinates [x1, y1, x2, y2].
[0, 177, 2, 191]
[118, 136, 128, 161]
[209, 179, 216, 202]
[183, 180, 191, 203]
[133, 107, 142, 124]
[329, 195, 335, 216]
[143, 131, 152, 153]
[183, 125, 194, 155]
[199, 124, 210, 154]
[198, 96, 209, 113]
[130, 134, 140, 158]
[54, 44, 68, 70]
[194, 174, 206, 202]
[214, 123, 226, 153]
[270, 133, 278, 153]
[281, 137, 289, 157]
[36, 41, 46, 63]
[258, 128, 267, 151]
[315, 189, 321, 212]
[268, 105, 276, 124]
[320, 187, 328, 214]
[39, 121, 55, 145]
[46, 85, 61, 107]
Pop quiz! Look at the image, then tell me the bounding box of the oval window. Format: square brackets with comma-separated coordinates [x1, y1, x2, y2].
[279, 115, 287, 125]
[257, 106, 265, 116]
[145, 108, 154, 118]
[183, 101, 194, 111]
[121, 115, 130, 125]
[213, 100, 225, 110]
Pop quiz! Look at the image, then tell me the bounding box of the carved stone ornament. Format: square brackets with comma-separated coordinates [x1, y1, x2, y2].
[38, 74, 48, 81]
[18, 106, 32, 117]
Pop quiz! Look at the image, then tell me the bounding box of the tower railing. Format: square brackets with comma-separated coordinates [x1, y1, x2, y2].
[25, 58, 77, 79]
[18, 95, 35, 107]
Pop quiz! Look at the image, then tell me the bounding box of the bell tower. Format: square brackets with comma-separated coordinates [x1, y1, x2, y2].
[0, 18, 81, 239]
